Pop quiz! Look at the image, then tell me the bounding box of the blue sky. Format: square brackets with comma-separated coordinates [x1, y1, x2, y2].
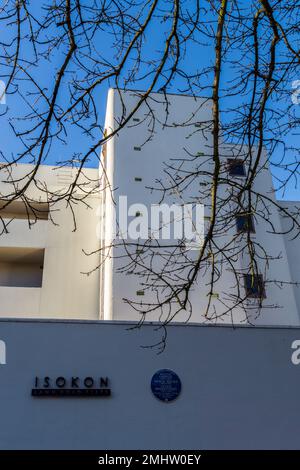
[0, 0, 299, 201]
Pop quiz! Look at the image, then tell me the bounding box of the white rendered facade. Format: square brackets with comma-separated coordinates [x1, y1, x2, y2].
[99, 88, 300, 326]
[0, 89, 299, 324]
[0, 164, 100, 319]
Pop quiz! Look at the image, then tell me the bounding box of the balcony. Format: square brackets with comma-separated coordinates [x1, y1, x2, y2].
[0, 247, 44, 317]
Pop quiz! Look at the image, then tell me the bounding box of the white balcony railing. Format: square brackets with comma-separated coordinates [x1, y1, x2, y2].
[0, 286, 41, 318]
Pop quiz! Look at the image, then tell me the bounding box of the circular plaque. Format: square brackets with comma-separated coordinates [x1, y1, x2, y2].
[151, 369, 181, 402]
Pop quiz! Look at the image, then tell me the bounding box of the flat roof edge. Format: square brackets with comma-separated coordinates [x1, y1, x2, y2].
[0, 317, 299, 330]
[109, 87, 212, 100]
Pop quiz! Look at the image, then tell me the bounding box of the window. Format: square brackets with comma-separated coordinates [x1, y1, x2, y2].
[134, 146, 141, 151]
[236, 214, 255, 233]
[244, 274, 266, 299]
[0, 247, 45, 288]
[227, 159, 246, 177]
[134, 177, 142, 182]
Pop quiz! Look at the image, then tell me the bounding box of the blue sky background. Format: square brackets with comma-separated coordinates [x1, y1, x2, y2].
[0, 0, 299, 201]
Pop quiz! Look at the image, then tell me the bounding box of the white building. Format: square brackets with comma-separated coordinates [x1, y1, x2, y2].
[100, 89, 300, 326]
[0, 89, 299, 325]
[0, 164, 100, 319]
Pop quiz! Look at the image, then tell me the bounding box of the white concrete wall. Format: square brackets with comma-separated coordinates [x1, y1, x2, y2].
[100, 89, 300, 326]
[0, 164, 100, 319]
[2, 319, 300, 449]
[279, 200, 300, 313]
[99, 88, 115, 320]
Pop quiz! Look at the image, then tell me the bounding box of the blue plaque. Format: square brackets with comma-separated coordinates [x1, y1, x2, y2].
[151, 369, 181, 402]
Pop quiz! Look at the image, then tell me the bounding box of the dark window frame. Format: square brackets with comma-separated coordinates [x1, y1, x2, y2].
[243, 274, 266, 299]
[227, 158, 246, 177]
[235, 214, 255, 233]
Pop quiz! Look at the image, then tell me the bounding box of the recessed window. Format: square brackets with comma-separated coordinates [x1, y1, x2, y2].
[244, 274, 266, 299]
[236, 214, 255, 233]
[136, 290, 145, 296]
[227, 159, 246, 177]
[133, 118, 140, 122]
[0, 247, 45, 288]
[134, 177, 142, 182]
[134, 146, 141, 151]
